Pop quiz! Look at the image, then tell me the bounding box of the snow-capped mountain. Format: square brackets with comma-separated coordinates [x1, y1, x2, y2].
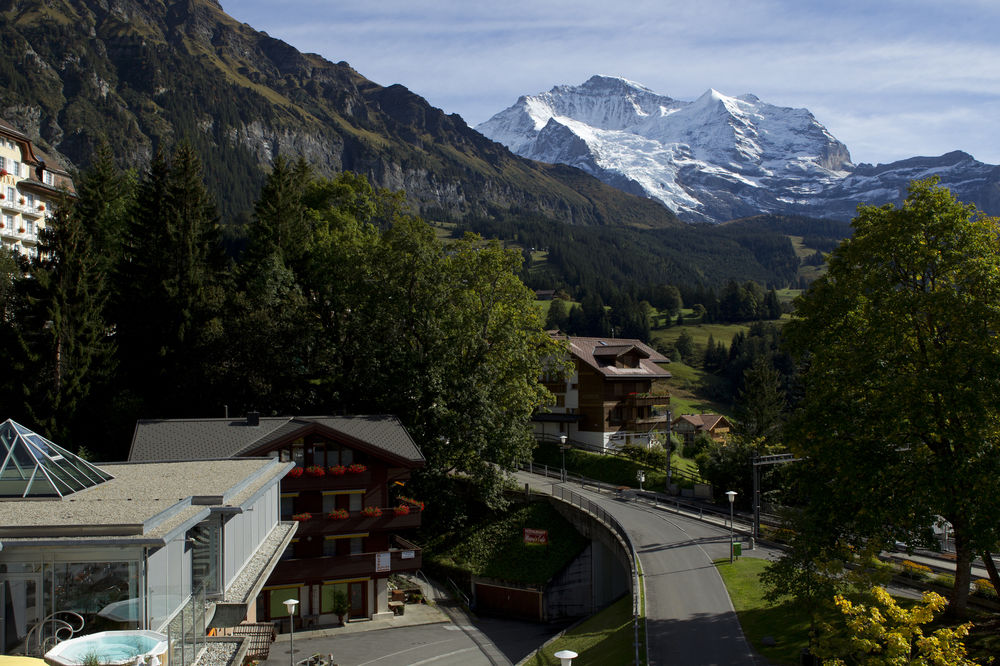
[477, 76, 1000, 223]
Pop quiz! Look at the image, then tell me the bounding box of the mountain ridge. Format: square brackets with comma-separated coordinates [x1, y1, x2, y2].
[478, 75, 1000, 223]
[0, 1, 679, 228]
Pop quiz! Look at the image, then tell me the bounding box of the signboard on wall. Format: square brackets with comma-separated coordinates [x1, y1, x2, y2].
[523, 528, 549, 546]
[401, 550, 415, 559]
[375, 551, 391, 572]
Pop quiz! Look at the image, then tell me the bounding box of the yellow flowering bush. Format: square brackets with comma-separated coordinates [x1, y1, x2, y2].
[814, 587, 979, 665]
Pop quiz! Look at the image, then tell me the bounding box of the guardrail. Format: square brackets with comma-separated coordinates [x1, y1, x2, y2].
[550, 483, 644, 665]
[524, 461, 762, 537]
[534, 434, 704, 486]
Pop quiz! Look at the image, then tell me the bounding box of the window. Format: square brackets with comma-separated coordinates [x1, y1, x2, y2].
[25, 219, 33, 235]
[12, 161, 19, 177]
[0, 156, 5, 170]
[5, 187, 13, 200]
[44, 171, 53, 186]
[3, 214, 12, 229]
[350, 537, 363, 555]
[280, 494, 297, 519]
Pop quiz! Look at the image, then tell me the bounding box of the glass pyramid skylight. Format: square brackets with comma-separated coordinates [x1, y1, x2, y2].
[0, 419, 113, 498]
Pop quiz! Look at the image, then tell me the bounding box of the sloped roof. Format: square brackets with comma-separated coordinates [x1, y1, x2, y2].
[563, 336, 670, 379]
[0, 419, 113, 498]
[673, 414, 730, 431]
[129, 415, 424, 466]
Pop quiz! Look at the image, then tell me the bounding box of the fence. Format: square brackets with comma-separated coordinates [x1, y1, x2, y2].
[550, 483, 644, 665]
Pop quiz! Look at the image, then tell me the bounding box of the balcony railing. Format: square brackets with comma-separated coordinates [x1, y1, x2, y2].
[270, 535, 422, 584]
[289, 508, 422, 536]
[282, 469, 372, 490]
[626, 393, 670, 408]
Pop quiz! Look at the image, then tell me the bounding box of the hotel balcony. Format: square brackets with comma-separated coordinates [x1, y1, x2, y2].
[269, 535, 422, 585]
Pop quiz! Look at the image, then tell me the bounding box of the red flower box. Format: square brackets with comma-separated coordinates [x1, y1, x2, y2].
[292, 512, 312, 522]
[398, 496, 425, 511]
[38, 204, 44, 211]
[305, 465, 325, 477]
[347, 463, 367, 474]
[17, 228, 24, 234]
[328, 465, 346, 476]
[394, 505, 410, 516]
[361, 506, 382, 518]
[328, 509, 349, 520]
[287, 467, 304, 478]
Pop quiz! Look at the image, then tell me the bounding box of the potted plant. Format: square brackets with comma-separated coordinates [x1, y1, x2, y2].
[347, 463, 367, 474]
[0, 168, 7, 176]
[38, 204, 44, 211]
[17, 227, 24, 234]
[361, 506, 382, 518]
[305, 465, 325, 477]
[394, 505, 410, 516]
[328, 508, 349, 520]
[331, 590, 350, 625]
[328, 464, 346, 476]
[18, 197, 25, 205]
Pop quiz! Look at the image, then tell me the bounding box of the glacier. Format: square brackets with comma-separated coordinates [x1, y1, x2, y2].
[476, 75, 1000, 223]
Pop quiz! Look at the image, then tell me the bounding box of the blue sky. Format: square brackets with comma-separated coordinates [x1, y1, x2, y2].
[221, 0, 1000, 165]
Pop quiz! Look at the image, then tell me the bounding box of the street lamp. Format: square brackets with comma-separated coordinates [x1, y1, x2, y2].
[283, 598, 299, 666]
[554, 649, 578, 666]
[725, 491, 737, 564]
[559, 435, 568, 482]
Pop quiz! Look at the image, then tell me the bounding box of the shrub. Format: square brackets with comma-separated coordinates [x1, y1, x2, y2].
[973, 578, 998, 599]
[899, 560, 932, 581]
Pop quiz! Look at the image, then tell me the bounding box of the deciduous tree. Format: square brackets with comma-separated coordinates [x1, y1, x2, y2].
[773, 178, 1000, 615]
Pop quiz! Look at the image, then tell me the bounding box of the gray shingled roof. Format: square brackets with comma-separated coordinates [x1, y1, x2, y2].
[129, 415, 424, 466]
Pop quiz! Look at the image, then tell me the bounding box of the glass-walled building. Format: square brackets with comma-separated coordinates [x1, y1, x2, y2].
[0, 419, 295, 658]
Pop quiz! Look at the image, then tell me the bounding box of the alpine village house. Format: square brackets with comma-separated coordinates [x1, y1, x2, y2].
[537, 336, 671, 450]
[129, 414, 425, 627]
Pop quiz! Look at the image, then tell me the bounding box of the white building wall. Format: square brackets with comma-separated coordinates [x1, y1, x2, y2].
[223, 482, 280, 591]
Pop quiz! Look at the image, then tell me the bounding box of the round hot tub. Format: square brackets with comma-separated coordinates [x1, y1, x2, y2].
[44, 630, 167, 666]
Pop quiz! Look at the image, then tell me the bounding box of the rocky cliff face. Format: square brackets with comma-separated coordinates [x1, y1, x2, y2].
[479, 76, 999, 223]
[0, 0, 678, 227]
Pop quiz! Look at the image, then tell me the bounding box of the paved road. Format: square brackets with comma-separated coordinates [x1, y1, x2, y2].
[516, 470, 772, 665]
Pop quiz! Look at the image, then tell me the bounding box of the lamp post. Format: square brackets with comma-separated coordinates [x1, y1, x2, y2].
[554, 649, 578, 666]
[283, 598, 299, 666]
[559, 435, 568, 482]
[725, 491, 737, 564]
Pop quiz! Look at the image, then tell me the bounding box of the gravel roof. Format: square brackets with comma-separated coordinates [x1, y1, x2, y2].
[0, 458, 286, 543]
[129, 415, 424, 466]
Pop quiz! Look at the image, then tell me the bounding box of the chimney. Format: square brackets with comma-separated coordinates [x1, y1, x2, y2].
[246, 411, 259, 427]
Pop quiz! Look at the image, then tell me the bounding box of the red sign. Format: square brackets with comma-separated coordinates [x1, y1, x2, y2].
[523, 528, 549, 546]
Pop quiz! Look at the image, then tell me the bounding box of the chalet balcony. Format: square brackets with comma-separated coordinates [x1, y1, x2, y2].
[626, 393, 670, 408]
[270, 536, 422, 584]
[282, 469, 372, 491]
[628, 414, 670, 429]
[290, 508, 422, 537]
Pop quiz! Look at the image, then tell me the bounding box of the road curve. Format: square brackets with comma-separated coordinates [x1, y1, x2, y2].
[516, 471, 768, 665]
